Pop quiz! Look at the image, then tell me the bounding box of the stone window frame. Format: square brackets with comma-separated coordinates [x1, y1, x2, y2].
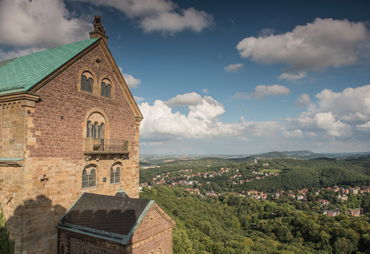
[110, 162, 121, 184]
[83, 109, 110, 140]
[77, 69, 115, 99]
[82, 164, 97, 188]
[100, 78, 112, 98]
[80, 71, 94, 93]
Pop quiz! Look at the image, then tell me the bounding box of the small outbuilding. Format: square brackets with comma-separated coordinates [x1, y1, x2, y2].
[58, 192, 175, 254]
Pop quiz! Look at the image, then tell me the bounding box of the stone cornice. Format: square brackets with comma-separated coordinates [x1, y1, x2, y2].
[0, 93, 39, 103]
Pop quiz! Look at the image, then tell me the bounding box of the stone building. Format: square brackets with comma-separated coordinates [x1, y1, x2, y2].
[0, 17, 174, 253]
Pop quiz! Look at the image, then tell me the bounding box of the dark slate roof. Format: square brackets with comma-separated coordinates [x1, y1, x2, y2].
[0, 38, 98, 95]
[58, 192, 153, 244]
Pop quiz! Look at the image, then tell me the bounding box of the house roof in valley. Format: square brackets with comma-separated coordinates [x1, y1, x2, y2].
[0, 38, 98, 95]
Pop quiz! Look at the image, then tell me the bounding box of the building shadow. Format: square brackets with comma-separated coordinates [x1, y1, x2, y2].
[0, 210, 14, 254]
[5, 195, 66, 254]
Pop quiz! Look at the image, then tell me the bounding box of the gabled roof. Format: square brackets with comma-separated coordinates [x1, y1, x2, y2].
[58, 192, 154, 244]
[0, 38, 98, 95]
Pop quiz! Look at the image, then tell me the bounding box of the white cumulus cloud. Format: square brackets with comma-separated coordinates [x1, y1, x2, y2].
[0, 47, 45, 61]
[72, 0, 213, 34]
[224, 63, 244, 72]
[123, 73, 142, 89]
[278, 72, 306, 81]
[134, 96, 145, 102]
[165, 92, 203, 107]
[236, 18, 370, 78]
[253, 85, 290, 98]
[139, 94, 243, 139]
[292, 84, 370, 137]
[235, 85, 290, 99]
[297, 93, 311, 107]
[0, 0, 90, 47]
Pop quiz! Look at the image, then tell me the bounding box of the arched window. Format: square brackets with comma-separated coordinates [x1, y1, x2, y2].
[82, 166, 96, 188]
[85, 112, 107, 151]
[81, 72, 93, 93]
[110, 164, 121, 184]
[101, 79, 111, 97]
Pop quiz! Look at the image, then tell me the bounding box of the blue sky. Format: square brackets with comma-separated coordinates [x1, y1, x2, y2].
[1, 0, 370, 154]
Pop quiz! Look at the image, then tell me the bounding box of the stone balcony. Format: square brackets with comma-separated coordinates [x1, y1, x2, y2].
[83, 139, 129, 160]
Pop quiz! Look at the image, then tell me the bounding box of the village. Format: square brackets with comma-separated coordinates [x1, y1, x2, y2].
[140, 166, 370, 218]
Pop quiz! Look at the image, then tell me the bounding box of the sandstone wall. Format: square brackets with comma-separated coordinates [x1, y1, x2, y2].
[132, 205, 174, 254]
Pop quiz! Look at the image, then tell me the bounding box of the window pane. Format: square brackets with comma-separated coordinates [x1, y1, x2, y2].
[93, 122, 99, 139]
[101, 82, 105, 97]
[82, 169, 88, 188]
[81, 75, 87, 91]
[87, 121, 92, 138]
[100, 123, 105, 140]
[110, 168, 114, 183]
[106, 85, 111, 97]
[89, 169, 96, 187]
[116, 167, 120, 183]
[87, 78, 93, 92]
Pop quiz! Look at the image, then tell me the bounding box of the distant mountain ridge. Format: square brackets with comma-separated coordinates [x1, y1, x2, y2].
[250, 150, 370, 159]
[141, 151, 370, 164]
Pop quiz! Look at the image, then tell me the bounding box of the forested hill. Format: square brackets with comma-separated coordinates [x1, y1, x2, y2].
[141, 151, 370, 164]
[141, 187, 370, 254]
[140, 156, 370, 192]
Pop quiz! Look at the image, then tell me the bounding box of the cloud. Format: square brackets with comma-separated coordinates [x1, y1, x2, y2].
[123, 73, 142, 88]
[357, 121, 370, 132]
[242, 121, 282, 137]
[0, 0, 90, 47]
[258, 28, 276, 37]
[278, 72, 306, 80]
[140, 86, 370, 153]
[139, 93, 244, 139]
[165, 92, 203, 107]
[139, 92, 285, 145]
[134, 96, 145, 102]
[297, 93, 311, 107]
[202, 88, 209, 93]
[253, 85, 290, 98]
[224, 63, 243, 72]
[292, 84, 370, 137]
[0, 47, 45, 61]
[72, 0, 213, 34]
[236, 85, 290, 99]
[236, 18, 370, 76]
[140, 7, 213, 33]
[299, 112, 351, 137]
[283, 129, 304, 138]
[314, 85, 370, 122]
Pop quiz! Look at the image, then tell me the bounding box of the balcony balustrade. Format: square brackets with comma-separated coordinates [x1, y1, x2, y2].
[83, 138, 129, 160]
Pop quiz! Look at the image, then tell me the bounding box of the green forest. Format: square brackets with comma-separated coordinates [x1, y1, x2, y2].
[141, 186, 370, 254]
[140, 156, 370, 193]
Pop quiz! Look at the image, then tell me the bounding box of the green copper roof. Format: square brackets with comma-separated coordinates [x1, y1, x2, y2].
[0, 38, 98, 95]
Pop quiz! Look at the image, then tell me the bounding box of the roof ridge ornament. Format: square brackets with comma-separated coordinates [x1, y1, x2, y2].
[89, 15, 108, 43]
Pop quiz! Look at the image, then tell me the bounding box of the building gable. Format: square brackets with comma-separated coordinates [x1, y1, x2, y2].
[0, 38, 98, 95]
